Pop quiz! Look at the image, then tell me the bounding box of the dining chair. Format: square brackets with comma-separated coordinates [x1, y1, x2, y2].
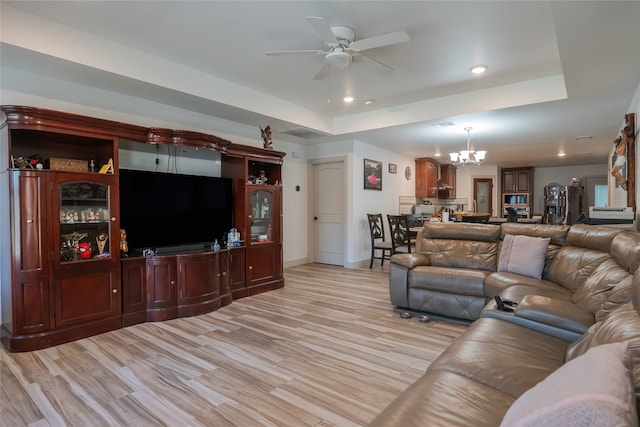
[506, 207, 519, 223]
[367, 213, 393, 268]
[387, 214, 415, 255]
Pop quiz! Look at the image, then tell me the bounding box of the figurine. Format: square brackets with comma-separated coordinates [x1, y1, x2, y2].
[257, 170, 268, 184]
[78, 242, 92, 259]
[260, 125, 273, 150]
[96, 232, 108, 255]
[120, 229, 129, 257]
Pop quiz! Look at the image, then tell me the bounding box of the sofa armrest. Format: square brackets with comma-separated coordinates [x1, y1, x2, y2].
[514, 295, 594, 334]
[390, 253, 430, 269]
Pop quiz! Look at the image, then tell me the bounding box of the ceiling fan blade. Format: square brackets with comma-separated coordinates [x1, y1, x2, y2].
[349, 31, 409, 52]
[312, 60, 329, 80]
[306, 16, 338, 45]
[266, 50, 325, 56]
[352, 53, 393, 73]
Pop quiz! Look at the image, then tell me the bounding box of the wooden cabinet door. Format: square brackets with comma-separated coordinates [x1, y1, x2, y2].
[121, 258, 146, 326]
[516, 170, 530, 192]
[218, 251, 232, 306]
[246, 244, 281, 294]
[54, 266, 120, 328]
[503, 171, 516, 192]
[415, 158, 438, 198]
[10, 170, 51, 335]
[229, 247, 247, 299]
[51, 173, 120, 271]
[146, 257, 177, 310]
[177, 252, 218, 306]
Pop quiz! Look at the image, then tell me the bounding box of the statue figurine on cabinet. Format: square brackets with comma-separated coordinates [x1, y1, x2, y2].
[96, 232, 108, 255]
[120, 229, 129, 257]
[260, 125, 273, 150]
[257, 170, 268, 184]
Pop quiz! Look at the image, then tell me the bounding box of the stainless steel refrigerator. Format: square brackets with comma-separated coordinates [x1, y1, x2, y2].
[544, 185, 583, 225]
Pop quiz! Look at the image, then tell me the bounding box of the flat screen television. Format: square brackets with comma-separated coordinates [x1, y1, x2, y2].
[119, 169, 234, 253]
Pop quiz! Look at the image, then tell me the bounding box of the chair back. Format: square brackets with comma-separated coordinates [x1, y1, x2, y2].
[506, 207, 519, 223]
[462, 214, 490, 223]
[367, 213, 386, 242]
[387, 214, 412, 253]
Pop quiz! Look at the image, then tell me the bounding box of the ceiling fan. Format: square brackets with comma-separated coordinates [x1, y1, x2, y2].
[266, 16, 410, 80]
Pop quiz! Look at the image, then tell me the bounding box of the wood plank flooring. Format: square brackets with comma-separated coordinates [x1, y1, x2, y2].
[1, 263, 467, 427]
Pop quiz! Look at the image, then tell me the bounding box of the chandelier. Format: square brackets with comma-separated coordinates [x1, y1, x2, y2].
[449, 127, 486, 166]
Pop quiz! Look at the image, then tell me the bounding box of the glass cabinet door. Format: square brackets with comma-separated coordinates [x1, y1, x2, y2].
[57, 178, 113, 263]
[249, 188, 274, 244]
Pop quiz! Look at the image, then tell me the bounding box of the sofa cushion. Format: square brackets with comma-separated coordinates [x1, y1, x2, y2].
[428, 318, 568, 398]
[501, 342, 636, 427]
[498, 234, 550, 279]
[611, 230, 640, 274]
[409, 266, 488, 296]
[368, 370, 515, 427]
[546, 247, 611, 293]
[567, 302, 640, 394]
[486, 281, 572, 301]
[572, 258, 633, 321]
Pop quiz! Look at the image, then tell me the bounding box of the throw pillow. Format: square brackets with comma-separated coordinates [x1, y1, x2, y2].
[500, 342, 636, 427]
[498, 234, 550, 279]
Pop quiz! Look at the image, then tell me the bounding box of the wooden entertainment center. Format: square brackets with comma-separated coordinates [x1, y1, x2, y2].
[0, 106, 285, 352]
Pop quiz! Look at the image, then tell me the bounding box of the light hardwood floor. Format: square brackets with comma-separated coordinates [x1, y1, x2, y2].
[1, 263, 467, 427]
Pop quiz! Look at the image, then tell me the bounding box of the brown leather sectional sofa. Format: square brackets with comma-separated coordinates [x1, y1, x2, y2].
[370, 223, 640, 426]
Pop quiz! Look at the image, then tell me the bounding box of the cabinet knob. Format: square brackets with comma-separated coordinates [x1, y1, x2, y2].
[249, 266, 253, 270]
[170, 280, 176, 285]
[222, 272, 226, 276]
[111, 217, 117, 222]
[26, 219, 34, 224]
[217, 273, 221, 277]
[112, 289, 117, 294]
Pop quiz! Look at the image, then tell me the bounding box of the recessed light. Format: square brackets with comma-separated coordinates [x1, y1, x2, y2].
[558, 152, 566, 157]
[432, 121, 455, 128]
[575, 135, 593, 141]
[364, 99, 375, 105]
[435, 153, 441, 157]
[470, 64, 488, 74]
[343, 96, 354, 103]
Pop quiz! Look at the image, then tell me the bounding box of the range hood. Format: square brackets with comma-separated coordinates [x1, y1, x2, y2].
[436, 165, 454, 190]
[437, 179, 454, 190]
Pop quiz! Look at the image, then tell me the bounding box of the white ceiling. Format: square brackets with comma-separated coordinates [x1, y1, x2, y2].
[1, 1, 639, 167]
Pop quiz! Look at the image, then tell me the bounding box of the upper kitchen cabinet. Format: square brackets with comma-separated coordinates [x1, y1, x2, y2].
[502, 167, 534, 193]
[415, 158, 438, 198]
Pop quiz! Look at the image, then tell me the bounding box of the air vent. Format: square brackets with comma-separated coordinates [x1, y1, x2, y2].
[279, 127, 330, 139]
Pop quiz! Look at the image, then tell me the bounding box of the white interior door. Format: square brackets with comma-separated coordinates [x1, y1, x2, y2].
[312, 161, 344, 265]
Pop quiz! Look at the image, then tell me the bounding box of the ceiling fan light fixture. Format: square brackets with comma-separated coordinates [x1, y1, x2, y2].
[470, 64, 488, 74]
[326, 50, 351, 70]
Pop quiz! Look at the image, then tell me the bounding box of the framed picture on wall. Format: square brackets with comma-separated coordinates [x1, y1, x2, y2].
[389, 163, 397, 174]
[364, 158, 382, 190]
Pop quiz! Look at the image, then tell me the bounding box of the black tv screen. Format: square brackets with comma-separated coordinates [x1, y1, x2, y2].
[119, 169, 233, 252]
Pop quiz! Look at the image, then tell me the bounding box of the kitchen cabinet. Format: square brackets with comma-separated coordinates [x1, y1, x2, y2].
[415, 158, 439, 198]
[501, 167, 535, 218]
[502, 167, 533, 193]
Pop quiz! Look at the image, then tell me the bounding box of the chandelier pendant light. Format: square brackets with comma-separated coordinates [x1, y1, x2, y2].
[449, 127, 486, 165]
